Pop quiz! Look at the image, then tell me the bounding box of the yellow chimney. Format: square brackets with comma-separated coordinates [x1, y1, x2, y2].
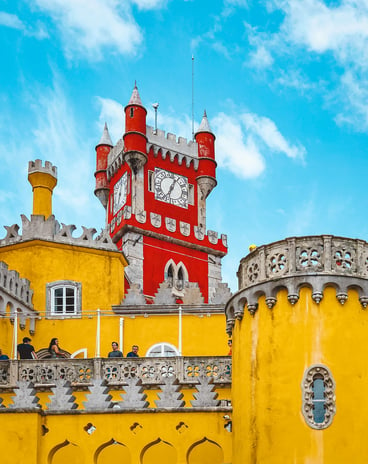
[28, 159, 57, 219]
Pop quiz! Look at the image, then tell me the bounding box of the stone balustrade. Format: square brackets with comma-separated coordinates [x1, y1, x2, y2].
[0, 356, 232, 390]
[225, 235, 368, 334]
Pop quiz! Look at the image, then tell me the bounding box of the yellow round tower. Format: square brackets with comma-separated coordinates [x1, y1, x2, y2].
[28, 159, 57, 218]
[226, 235, 368, 463]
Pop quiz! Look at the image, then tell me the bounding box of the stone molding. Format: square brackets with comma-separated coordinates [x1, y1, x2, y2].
[225, 235, 368, 334]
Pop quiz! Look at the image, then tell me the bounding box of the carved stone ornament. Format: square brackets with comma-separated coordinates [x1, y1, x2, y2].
[208, 230, 218, 245]
[165, 217, 176, 233]
[150, 213, 161, 228]
[301, 364, 336, 430]
[194, 226, 204, 241]
[180, 221, 190, 237]
[123, 205, 132, 220]
[135, 211, 147, 224]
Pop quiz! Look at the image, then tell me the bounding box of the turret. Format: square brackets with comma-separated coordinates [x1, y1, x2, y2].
[123, 83, 148, 174]
[95, 122, 113, 209]
[195, 111, 217, 228]
[123, 83, 147, 214]
[28, 159, 57, 219]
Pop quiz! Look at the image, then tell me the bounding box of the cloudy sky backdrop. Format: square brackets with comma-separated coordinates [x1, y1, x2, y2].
[1, 0, 368, 290]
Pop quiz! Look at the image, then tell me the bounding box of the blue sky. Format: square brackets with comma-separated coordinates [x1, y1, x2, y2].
[1, 0, 368, 291]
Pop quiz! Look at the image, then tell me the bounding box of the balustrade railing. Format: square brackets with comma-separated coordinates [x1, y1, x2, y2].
[0, 356, 232, 389]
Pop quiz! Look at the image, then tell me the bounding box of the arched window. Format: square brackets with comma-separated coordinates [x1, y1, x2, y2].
[146, 342, 180, 357]
[46, 281, 81, 318]
[177, 266, 185, 290]
[302, 364, 336, 429]
[167, 264, 174, 286]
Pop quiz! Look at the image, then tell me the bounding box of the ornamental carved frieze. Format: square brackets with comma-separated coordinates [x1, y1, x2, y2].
[180, 221, 190, 236]
[331, 240, 356, 273]
[296, 243, 324, 271]
[150, 212, 161, 228]
[226, 235, 368, 331]
[266, 247, 289, 278]
[165, 217, 176, 233]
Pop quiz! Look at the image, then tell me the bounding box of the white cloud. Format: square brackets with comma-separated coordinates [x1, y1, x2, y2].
[245, 0, 368, 131]
[33, 0, 143, 60]
[212, 113, 265, 178]
[0, 11, 48, 38]
[29, 77, 104, 228]
[131, 0, 167, 9]
[0, 11, 24, 30]
[248, 44, 274, 69]
[241, 113, 305, 159]
[212, 111, 305, 179]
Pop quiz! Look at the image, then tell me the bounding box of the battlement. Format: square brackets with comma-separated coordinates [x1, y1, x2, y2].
[0, 215, 118, 252]
[0, 261, 34, 308]
[225, 235, 368, 334]
[146, 125, 198, 158]
[28, 159, 57, 179]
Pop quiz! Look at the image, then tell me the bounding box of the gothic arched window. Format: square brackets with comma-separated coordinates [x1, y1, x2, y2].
[302, 364, 336, 429]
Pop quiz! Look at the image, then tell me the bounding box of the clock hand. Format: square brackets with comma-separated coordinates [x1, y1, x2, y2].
[164, 180, 176, 201]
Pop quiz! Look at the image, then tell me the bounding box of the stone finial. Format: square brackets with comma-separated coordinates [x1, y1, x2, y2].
[128, 82, 143, 106]
[195, 110, 214, 135]
[97, 122, 113, 147]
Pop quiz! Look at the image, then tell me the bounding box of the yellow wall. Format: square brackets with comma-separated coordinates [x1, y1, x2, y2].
[0, 410, 232, 464]
[232, 286, 368, 464]
[0, 239, 126, 355]
[0, 239, 229, 357]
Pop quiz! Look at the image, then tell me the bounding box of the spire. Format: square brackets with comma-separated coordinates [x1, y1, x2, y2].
[195, 110, 213, 135]
[128, 82, 143, 106]
[98, 122, 113, 147]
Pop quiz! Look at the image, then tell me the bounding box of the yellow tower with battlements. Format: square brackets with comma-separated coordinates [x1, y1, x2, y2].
[226, 235, 368, 463]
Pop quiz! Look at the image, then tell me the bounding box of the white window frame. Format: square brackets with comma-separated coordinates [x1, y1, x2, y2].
[46, 281, 81, 318]
[146, 342, 180, 357]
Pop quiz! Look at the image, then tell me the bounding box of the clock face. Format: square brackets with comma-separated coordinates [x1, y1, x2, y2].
[113, 172, 128, 214]
[154, 168, 188, 208]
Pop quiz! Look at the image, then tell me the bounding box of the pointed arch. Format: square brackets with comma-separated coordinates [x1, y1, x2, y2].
[94, 438, 131, 464]
[186, 437, 224, 464]
[164, 259, 176, 286]
[48, 440, 84, 464]
[141, 438, 177, 464]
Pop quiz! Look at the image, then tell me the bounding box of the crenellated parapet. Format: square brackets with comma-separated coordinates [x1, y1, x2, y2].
[0, 261, 36, 333]
[0, 215, 118, 252]
[28, 159, 57, 178]
[146, 126, 198, 157]
[107, 126, 200, 180]
[0, 261, 34, 308]
[225, 235, 368, 334]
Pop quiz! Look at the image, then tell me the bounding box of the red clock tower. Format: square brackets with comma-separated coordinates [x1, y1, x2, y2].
[95, 84, 229, 304]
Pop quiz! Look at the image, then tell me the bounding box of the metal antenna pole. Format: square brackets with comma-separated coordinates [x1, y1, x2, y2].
[152, 103, 159, 134]
[192, 55, 194, 140]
